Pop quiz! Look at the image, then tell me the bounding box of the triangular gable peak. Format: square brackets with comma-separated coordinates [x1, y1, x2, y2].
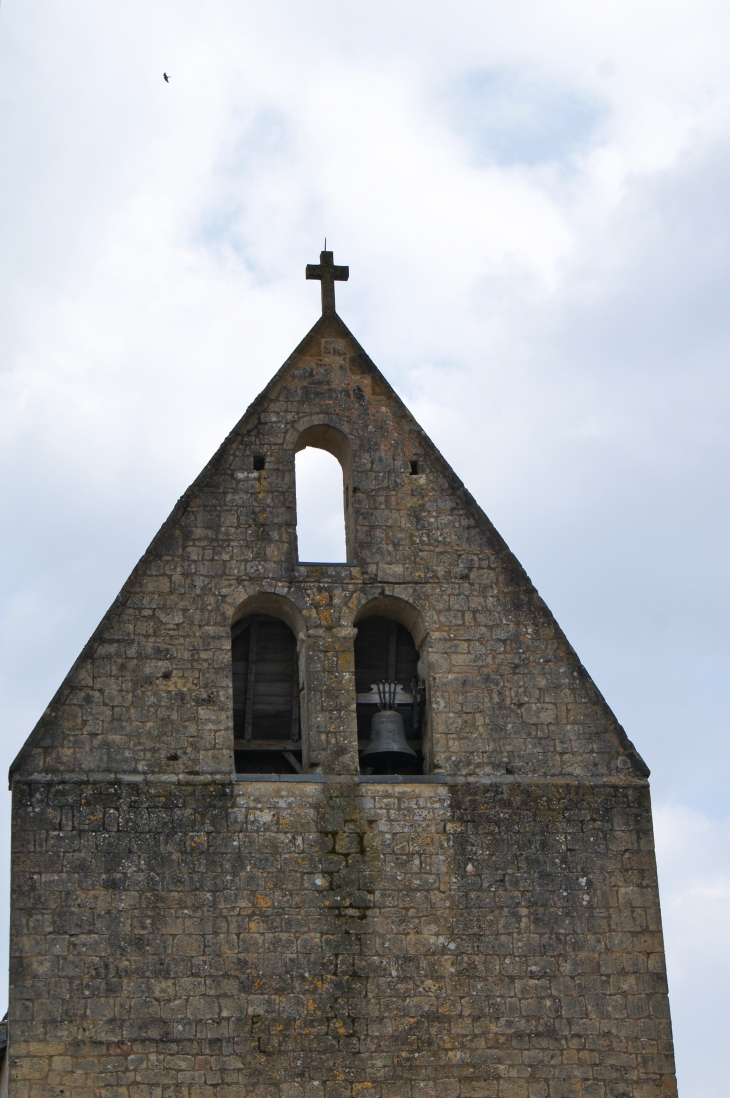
[10, 277, 648, 783]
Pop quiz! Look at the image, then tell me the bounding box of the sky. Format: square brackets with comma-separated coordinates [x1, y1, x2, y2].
[1, 1, 729, 1092]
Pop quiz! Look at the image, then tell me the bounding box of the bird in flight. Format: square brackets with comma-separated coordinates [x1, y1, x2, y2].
[163, 72, 170, 83]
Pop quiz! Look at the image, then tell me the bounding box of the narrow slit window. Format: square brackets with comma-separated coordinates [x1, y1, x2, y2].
[295, 446, 347, 563]
[253, 454, 266, 471]
[409, 460, 419, 475]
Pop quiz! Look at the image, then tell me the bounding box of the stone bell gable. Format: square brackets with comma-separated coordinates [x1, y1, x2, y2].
[8, 254, 677, 1098]
[10, 311, 646, 785]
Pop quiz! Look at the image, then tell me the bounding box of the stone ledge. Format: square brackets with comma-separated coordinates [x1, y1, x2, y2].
[447, 773, 649, 788]
[358, 773, 448, 785]
[233, 772, 325, 783]
[12, 771, 649, 788]
[13, 772, 235, 786]
[290, 563, 363, 581]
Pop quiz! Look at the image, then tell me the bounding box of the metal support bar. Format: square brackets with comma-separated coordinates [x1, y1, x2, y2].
[387, 620, 397, 681]
[244, 620, 258, 740]
[234, 739, 304, 751]
[290, 663, 300, 741]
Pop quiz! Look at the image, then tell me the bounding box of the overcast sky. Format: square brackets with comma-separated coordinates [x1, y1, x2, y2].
[1, 2, 729, 1092]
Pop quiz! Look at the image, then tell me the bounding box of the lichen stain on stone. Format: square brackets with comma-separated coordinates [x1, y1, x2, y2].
[8, 306, 673, 1096]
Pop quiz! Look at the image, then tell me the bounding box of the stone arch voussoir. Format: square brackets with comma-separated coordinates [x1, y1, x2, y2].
[284, 415, 354, 471]
[227, 585, 307, 640]
[353, 593, 429, 650]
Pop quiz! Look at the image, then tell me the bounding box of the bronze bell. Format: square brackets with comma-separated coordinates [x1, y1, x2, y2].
[360, 681, 417, 770]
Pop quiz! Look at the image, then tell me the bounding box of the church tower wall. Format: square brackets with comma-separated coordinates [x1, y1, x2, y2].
[7, 297, 677, 1097]
[10, 776, 675, 1098]
[8, 320, 647, 784]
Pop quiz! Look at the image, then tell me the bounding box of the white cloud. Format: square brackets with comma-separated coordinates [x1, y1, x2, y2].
[654, 804, 730, 1098]
[296, 448, 348, 563]
[1, 0, 729, 1090]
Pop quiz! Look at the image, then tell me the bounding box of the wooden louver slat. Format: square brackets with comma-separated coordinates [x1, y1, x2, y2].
[232, 615, 300, 743]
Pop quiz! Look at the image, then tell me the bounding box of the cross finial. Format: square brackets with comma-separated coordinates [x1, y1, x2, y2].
[306, 249, 349, 315]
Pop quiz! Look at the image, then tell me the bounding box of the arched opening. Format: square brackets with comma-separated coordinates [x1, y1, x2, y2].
[293, 422, 352, 564]
[354, 616, 425, 775]
[295, 448, 347, 563]
[232, 613, 302, 774]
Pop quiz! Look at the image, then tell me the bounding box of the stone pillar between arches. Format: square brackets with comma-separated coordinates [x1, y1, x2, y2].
[302, 625, 359, 774]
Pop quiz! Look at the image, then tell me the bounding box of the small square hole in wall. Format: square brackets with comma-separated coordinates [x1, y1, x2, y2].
[409, 460, 419, 475]
[253, 455, 266, 471]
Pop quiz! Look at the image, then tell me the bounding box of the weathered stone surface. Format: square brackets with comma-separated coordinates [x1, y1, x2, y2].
[11, 778, 675, 1097]
[9, 316, 646, 782]
[8, 310, 677, 1096]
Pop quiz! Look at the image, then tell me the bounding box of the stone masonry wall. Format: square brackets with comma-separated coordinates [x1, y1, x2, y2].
[10, 776, 676, 1098]
[11, 316, 646, 783]
[9, 312, 676, 1098]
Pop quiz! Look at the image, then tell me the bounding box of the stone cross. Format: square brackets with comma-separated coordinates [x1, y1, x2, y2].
[306, 249, 349, 315]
